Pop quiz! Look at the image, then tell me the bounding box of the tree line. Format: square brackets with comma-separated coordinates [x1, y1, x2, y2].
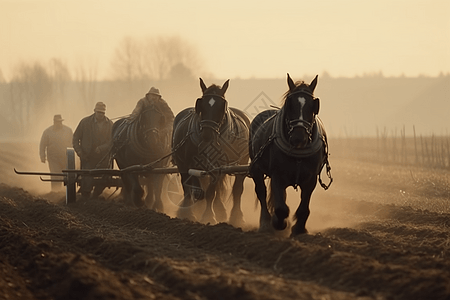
[0, 36, 201, 137]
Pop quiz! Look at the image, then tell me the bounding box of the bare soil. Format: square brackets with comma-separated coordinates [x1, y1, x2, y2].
[1, 142, 450, 300]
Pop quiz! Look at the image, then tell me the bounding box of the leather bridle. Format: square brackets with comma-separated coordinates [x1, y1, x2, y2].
[285, 90, 316, 142]
[198, 94, 227, 134]
[140, 106, 165, 142]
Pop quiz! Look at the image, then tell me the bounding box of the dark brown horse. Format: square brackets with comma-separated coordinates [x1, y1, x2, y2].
[172, 78, 250, 227]
[249, 74, 332, 236]
[112, 104, 172, 211]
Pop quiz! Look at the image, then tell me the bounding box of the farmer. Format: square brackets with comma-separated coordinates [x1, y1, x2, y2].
[128, 87, 174, 138]
[39, 114, 73, 192]
[73, 102, 113, 200]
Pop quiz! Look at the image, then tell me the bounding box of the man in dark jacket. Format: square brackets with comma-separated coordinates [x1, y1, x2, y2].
[73, 102, 113, 199]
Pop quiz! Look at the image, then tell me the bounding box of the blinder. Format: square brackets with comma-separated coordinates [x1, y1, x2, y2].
[195, 98, 202, 115]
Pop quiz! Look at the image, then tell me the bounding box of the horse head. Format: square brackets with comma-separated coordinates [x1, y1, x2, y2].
[195, 78, 229, 143]
[283, 73, 320, 148]
[139, 105, 166, 148]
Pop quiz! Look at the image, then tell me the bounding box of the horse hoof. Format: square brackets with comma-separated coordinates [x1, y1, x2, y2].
[177, 207, 197, 222]
[214, 208, 227, 223]
[229, 212, 245, 228]
[229, 217, 245, 229]
[258, 222, 274, 233]
[271, 215, 287, 231]
[133, 198, 145, 208]
[200, 214, 217, 225]
[290, 226, 308, 237]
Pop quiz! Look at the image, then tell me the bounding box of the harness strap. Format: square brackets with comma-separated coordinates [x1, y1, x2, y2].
[318, 136, 333, 190]
[250, 114, 333, 191]
[318, 158, 333, 190]
[249, 134, 276, 176]
[125, 130, 193, 172]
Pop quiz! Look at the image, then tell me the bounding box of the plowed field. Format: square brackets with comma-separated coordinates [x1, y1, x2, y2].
[1, 142, 449, 300]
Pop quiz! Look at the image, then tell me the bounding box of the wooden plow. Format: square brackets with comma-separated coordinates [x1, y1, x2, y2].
[15, 148, 251, 205]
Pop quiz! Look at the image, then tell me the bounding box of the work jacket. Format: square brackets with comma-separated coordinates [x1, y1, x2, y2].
[73, 114, 113, 160]
[40, 125, 73, 162]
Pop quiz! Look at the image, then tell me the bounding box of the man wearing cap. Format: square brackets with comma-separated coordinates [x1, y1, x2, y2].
[73, 102, 113, 200]
[129, 87, 174, 137]
[39, 114, 73, 192]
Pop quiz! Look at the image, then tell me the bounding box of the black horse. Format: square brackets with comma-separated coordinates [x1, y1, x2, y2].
[112, 104, 172, 211]
[249, 74, 332, 236]
[172, 78, 250, 226]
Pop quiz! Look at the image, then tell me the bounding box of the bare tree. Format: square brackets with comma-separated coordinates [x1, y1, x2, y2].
[110, 37, 147, 83]
[109, 35, 202, 81]
[167, 63, 195, 81]
[146, 36, 202, 80]
[75, 58, 98, 111]
[48, 58, 71, 111]
[9, 62, 53, 135]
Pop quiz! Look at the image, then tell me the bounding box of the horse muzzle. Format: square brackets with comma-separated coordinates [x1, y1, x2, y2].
[144, 128, 161, 146]
[287, 119, 313, 148]
[199, 120, 221, 143]
[289, 134, 310, 149]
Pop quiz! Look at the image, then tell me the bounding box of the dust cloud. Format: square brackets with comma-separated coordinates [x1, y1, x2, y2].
[0, 142, 52, 195]
[3, 75, 450, 235]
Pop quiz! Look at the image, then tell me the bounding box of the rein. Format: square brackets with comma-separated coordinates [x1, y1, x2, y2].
[200, 119, 222, 134]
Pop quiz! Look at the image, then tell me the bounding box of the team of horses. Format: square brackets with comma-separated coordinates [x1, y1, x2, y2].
[112, 74, 331, 237]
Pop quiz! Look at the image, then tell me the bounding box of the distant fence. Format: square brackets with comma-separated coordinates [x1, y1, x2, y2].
[330, 126, 450, 170]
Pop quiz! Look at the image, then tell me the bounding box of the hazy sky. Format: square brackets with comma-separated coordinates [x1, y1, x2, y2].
[1, 0, 449, 80]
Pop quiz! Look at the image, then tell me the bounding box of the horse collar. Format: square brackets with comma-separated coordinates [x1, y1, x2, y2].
[273, 113, 323, 158]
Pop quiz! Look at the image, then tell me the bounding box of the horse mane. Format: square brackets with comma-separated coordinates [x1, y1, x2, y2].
[280, 81, 310, 105]
[203, 84, 224, 96]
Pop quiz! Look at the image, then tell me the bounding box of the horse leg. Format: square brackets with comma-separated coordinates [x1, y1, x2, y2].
[291, 179, 317, 236]
[151, 174, 165, 213]
[253, 172, 271, 232]
[176, 172, 197, 221]
[144, 176, 155, 209]
[212, 175, 227, 223]
[229, 174, 245, 228]
[121, 174, 134, 206]
[271, 176, 289, 231]
[130, 173, 145, 207]
[190, 176, 205, 201]
[200, 179, 218, 225]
